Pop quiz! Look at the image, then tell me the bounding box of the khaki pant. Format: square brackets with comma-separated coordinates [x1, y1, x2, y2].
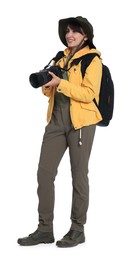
[37, 102, 96, 232]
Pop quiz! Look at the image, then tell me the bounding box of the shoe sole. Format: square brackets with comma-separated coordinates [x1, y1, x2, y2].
[56, 238, 85, 248]
[17, 238, 55, 246]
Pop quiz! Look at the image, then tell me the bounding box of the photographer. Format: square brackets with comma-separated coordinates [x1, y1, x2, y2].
[17, 16, 102, 248]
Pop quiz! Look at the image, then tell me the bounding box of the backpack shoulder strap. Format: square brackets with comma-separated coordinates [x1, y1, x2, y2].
[53, 51, 64, 63]
[80, 53, 100, 78]
[44, 51, 64, 69]
[80, 53, 101, 108]
[70, 53, 100, 78]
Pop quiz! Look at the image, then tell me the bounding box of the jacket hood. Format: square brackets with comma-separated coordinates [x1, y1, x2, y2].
[64, 46, 101, 60]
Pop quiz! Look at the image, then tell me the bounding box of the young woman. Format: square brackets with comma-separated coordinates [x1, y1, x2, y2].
[18, 16, 102, 248]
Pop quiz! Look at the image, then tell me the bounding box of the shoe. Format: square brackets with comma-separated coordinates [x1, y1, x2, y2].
[17, 229, 55, 246]
[56, 230, 85, 248]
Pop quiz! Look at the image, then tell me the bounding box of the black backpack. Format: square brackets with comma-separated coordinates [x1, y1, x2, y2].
[53, 51, 114, 127]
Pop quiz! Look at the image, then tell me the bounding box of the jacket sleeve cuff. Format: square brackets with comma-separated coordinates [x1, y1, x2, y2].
[56, 79, 70, 96]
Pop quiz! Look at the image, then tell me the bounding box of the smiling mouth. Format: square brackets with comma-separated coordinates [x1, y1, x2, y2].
[67, 39, 74, 43]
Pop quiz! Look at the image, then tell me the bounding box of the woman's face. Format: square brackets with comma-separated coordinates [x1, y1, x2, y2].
[65, 25, 88, 52]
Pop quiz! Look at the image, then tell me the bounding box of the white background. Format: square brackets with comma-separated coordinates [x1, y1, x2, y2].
[0, 0, 137, 259]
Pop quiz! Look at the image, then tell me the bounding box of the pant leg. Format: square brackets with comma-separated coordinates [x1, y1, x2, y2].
[37, 117, 67, 232]
[67, 125, 96, 232]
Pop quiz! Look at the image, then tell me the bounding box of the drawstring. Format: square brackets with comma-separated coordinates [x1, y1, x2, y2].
[79, 128, 82, 146]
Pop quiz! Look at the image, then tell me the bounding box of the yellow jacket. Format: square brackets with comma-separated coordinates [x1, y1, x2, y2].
[42, 46, 102, 129]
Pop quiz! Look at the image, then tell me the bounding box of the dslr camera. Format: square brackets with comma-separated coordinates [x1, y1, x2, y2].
[29, 65, 63, 88]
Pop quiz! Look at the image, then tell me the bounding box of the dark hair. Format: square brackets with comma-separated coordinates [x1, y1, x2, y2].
[66, 21, 85, 35]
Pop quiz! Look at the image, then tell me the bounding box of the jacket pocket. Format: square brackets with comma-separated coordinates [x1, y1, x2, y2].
[80, 102, 95, 111]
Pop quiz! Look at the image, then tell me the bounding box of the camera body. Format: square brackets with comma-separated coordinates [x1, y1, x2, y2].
[29, 65, 63, 88]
